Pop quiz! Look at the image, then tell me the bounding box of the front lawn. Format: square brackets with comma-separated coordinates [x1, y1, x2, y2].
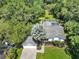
[37, 46, 71, 59]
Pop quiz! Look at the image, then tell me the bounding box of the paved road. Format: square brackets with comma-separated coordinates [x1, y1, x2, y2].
[20, 48, 37, 59]
[0, 50, 4, 59]
[0, 54, 4, 59]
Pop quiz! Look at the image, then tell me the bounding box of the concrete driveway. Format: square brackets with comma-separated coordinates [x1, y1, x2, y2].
[20, 48, 37, 59]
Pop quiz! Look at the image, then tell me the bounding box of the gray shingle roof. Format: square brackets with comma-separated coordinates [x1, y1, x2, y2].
[22, 36, 37, 46]
[42, 21, 65, 40]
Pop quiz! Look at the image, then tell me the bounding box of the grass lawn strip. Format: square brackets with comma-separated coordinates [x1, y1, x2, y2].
[37, 46, 71, 59]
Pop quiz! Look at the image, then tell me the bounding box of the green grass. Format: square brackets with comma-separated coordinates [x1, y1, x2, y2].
[37, 46, 71, 59]
[16, 48, 22, 59]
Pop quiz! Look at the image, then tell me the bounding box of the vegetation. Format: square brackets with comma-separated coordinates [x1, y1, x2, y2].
[31, 23, 46, 42]
[5, 48, 17, 59]
[52, 41, 64, 47]
[5, 48, 22, 59]
[31, 23, 46, 49]
[16, 48, 22, 59]
[37, 47, 71, 59]
[0, 0, 44, 47]
[0, 0, 79, 59]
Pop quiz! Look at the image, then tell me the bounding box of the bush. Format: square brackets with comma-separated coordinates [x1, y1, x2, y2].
[52, 41, 64, 47]
[5, 48, 17, 59]
[5, 48, 22, 59]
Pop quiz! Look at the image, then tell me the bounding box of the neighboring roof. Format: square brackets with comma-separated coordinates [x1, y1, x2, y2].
[42, 21, 65, 40]
[22, 36, 37, 46]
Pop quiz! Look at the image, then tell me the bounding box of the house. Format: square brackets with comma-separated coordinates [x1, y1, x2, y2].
[22, 36, 37, 49]
[21, 21, 65, 59]
[22, 21, 65, 47]
[42, 21, 65, 42]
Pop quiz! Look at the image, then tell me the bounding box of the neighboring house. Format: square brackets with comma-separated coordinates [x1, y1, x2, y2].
[42, 21, 65, 42]
[22, 36, 37, 49]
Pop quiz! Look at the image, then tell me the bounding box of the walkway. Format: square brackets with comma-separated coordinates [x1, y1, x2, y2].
[37, 44, 44, 53]
[20, 48, 37, 59]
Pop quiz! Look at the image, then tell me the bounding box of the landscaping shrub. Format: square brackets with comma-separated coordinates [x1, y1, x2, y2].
[5, 48, 17, 59]
[5, 48, 22, 59]
[52, 41, 64, 47]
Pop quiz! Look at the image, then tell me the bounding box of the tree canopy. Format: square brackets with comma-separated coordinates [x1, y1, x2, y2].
[31, 23, 46, 42]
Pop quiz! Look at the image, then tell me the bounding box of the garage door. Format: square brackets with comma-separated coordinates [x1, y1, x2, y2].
[23, 46, 37, 49]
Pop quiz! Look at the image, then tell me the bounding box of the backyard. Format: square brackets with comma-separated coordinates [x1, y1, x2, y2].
[37, 46, 71, 59]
